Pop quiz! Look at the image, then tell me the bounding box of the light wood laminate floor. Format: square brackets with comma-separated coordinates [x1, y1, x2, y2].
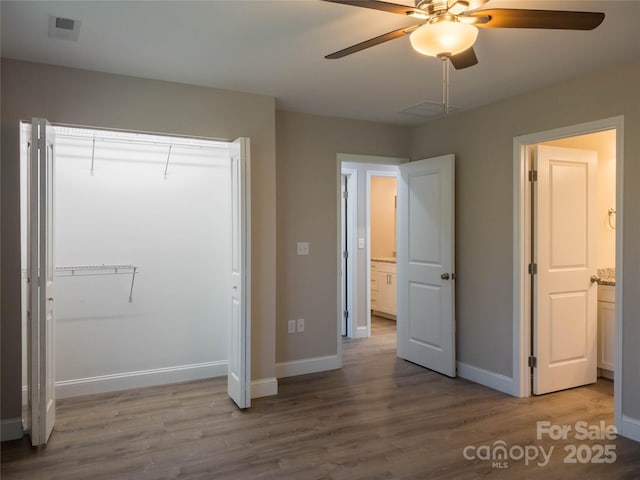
[2, 317, 639, 479]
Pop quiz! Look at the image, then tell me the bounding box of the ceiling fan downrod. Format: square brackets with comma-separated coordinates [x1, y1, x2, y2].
[437, 53, 451, 114]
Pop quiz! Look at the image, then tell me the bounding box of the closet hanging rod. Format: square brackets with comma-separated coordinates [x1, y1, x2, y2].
[57, 133, 228, 151]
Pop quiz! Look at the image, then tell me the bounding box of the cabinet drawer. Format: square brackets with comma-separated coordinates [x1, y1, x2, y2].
[377, 262, 396, 274]
[370, 275, 378, 290]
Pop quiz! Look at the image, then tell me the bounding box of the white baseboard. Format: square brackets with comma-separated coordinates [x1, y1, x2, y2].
[621, 415, 640, 443]
[1, 417, 24, 442]
[457, 361, 515, 396]
[251, 377, 278, 399]
[49, 361, 228, 399]
[353, 326, 369, 339]
[276, 354, 341, 378]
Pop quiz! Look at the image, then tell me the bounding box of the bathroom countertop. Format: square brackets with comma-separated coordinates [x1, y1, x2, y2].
[372, 257, 396, 264]
[597, 268, 615, 286]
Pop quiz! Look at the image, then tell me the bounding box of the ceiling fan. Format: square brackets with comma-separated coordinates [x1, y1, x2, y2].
[323, 0, 605, 70]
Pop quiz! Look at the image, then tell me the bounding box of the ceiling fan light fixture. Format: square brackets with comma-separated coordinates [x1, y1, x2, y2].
[409, 18, 478, 57]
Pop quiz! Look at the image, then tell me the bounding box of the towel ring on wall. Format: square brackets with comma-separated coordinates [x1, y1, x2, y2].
[608, 208, 616, 230]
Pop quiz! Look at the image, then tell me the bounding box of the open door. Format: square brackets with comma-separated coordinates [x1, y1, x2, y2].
[397, 155, 455, 377]
[227, 137, 251, 408]
[28, 118, 56, 445]
[533, 145, 598, 394]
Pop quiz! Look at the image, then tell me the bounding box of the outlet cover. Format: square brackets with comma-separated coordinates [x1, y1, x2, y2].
[296, 318, 305, 332]
[288, 319, 296, 334]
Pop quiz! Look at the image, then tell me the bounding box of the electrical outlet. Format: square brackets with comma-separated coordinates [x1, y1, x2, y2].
[288, 319, 296, 334]
[296, 318, 305, 333]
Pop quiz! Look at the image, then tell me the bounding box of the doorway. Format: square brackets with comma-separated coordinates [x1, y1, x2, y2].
[338, 153, 457, 380]
[20, 120, 252, 445]
[338, 156, 402, 341]
[513, 117, 623, 428]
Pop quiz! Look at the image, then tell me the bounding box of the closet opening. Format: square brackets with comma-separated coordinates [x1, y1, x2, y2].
[20, 121, 251, 444]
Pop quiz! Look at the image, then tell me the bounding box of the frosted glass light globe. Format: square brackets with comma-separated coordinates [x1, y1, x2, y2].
[410, 20, 478, 57]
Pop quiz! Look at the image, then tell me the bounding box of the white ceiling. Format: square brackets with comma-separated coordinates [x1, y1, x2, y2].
[2, 0, 639, 125]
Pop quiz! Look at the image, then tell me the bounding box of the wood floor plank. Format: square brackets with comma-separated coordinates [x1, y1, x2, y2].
[2, 316, 639, 479]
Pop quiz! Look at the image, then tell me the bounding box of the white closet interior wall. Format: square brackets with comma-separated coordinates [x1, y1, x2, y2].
[21, 125, 232, 398]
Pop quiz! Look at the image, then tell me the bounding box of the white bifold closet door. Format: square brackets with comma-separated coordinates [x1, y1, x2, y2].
[28, 118, 57, 446]
[227, 138, 252, 409]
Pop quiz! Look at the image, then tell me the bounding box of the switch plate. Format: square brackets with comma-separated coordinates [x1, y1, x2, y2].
[288, 320, 296, 334]
[358, 238, 365, 249]
[297, 242, 310, 255]
[296, 318, 305, 332]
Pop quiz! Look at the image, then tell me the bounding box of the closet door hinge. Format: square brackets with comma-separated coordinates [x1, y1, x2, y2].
[342, 190, 349, 199]
[528, 263, 538, 275]
[343, 250, 349, 259]
[528, 355, 537, 368]
[528, 170, 538, 182]
[344, 310, 349, 319]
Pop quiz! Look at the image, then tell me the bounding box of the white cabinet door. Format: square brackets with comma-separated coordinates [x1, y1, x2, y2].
[377, 270, 397, 315]
[598, 301, 615, 372]
[397, 155, 455, 377]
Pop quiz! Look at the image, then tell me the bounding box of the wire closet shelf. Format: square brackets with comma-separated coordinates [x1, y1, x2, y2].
[55, 264, 140, 302]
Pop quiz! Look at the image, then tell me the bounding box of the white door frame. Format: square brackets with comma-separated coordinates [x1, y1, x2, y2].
[336, 154, 405, 350]
[21, 123, 253, 427]
[512, 117, 624, 424]
[341, 168, 357, 337]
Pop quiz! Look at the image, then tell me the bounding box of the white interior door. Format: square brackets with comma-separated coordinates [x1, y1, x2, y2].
[534, 145, 598, 395]
[227, 137, 251, 408]
[28, 118, 56, 445]
[397, 155, 455, 377]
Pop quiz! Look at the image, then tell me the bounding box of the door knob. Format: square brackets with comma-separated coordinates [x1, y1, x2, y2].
[590, 275, 600, 284]
[441, 273, 450, 280]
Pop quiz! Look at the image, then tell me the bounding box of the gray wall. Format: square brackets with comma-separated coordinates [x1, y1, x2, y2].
[410, 60, 640, 420]
[4, 57, 639, 430]
[275, 111, 410, 362]
[1, 59, 277, 420]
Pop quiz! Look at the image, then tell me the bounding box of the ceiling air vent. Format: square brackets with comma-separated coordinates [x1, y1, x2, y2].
[48, 15, 81, 41]
[399, 100, 462, 120]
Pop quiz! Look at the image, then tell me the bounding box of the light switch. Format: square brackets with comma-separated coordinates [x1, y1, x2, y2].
[297, 242, 310, 255]
[358, 238, 365, 249]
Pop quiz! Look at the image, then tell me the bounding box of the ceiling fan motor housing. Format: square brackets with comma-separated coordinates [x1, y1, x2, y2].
[415, 0, 452, 15]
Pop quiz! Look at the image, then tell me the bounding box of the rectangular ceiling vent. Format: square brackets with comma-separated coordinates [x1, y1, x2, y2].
[48, 15, 81, 41]
[399, 100, 462, 120]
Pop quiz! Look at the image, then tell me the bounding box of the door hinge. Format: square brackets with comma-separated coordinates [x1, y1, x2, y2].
[528, 263, 537, 275]
[342, 190, 348, 199]
[528, 170, 538, 182]
[528, 355, 537, 368]
[343, 250, 349, 259]
[344, 310, 349, 319]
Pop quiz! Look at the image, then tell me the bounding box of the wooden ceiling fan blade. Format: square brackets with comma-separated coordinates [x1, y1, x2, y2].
[322, 0, 422, 16]
[468, 9, 605, 30]
[325, 25, 419, 59]
[450, 47, 478, 70]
